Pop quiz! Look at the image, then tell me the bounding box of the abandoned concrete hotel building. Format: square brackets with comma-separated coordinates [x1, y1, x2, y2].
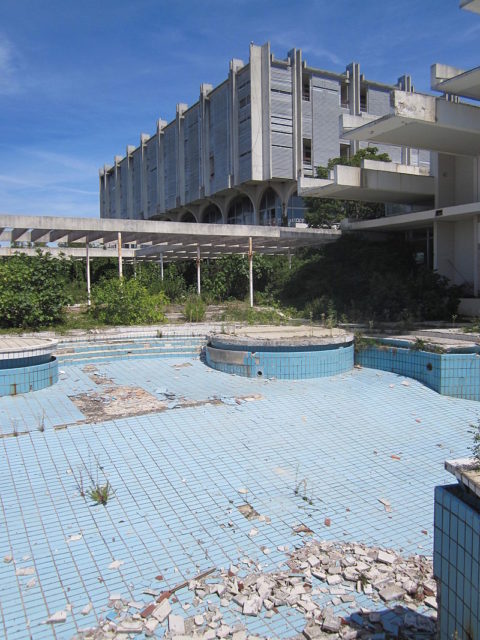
[99, 44, 429, 227]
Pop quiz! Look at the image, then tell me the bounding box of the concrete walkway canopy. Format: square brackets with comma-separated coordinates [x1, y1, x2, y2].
[0, 214, 339, 261]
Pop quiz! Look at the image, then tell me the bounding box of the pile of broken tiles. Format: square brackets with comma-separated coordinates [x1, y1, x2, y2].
[73, 540, 437, 639]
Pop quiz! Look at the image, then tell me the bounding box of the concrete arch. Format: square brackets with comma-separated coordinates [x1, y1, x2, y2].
[200, 202, 224, 224]
[226, 193, 255, 225]
[259, 186, 282, 226]
[179, 209, 198, 223]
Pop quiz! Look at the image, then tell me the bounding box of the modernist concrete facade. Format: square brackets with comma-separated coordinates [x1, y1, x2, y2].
[99, 44, 428, 227]
[332, 2, 480, 306]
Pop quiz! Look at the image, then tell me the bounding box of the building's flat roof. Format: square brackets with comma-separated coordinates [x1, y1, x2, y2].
[0, 215, 339, 261]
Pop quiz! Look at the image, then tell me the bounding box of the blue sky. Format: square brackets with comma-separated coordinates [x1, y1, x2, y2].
[0, 0, 478, 218]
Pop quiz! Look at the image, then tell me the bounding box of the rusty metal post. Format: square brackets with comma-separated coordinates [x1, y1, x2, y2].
[117, 231, 123, 278]
[86, 242, 91, 306]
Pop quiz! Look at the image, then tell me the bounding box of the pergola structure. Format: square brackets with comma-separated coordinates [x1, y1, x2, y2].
[0, 214, 340, 306]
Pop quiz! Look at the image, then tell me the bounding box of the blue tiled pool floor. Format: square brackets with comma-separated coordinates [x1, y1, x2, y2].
[0, 357, 479, 638]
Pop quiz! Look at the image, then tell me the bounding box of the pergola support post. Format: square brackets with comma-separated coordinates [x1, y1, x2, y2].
[86, 242, 91, 306]
[196, 246, 201, 296]
[248, 237, 254, 308]
[117, 232, 123, 278]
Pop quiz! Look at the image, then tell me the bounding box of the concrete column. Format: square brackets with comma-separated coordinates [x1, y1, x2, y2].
[156, 119, 167, 214]
[398, 75, 413, 165]
[288, 249, 292, 270]
[103, 166, 111, 218]
[160, 253, 164, 281]
[199, 84, 213, 197]
[289, 48, 303, 178]
[118, 232, 123, 278]
[176, 103, 188, 207]
[248, 237, 254, 308]
[86, 242, 91, 306]
[250, 43, 271, 181]
[346, 62, 361, 154]
[196, 246, 201, 295]
[140, 134, 149, 219]
[99, 170, 105, 218]
[126, 146, 135, 219]
[114, 156, 122, 219]
[229, 60, 243, 186]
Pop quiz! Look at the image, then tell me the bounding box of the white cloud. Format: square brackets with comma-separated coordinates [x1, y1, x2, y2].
[0, 35, 21, 95]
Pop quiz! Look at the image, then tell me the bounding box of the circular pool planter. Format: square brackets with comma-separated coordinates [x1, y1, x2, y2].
[206, 326, 354, 379]
[0, 337, 59, 396]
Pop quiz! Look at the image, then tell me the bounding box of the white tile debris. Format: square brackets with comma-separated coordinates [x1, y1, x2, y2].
[84, 539, 436, 639]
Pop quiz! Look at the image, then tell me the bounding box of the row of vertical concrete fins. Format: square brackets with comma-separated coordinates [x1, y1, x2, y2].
[100, 44, 420, 223]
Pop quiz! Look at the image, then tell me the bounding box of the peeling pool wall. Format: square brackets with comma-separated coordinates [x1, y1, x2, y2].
[434, 484, 480, 639]
[355, 346, 480, 401]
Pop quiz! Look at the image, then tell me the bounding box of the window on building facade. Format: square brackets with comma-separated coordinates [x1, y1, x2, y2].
[303, 138, 312, 165]
[302, 75, 310, 101]
[360, 85, 367, 112]
[209, 155, 215, 179]
[340, 81, 349, 108]
[239, 95, 250, 109]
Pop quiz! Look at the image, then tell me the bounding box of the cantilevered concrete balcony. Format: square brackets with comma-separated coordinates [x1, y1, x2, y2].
[297, 160, 434, 204]
[431, 63, 480, 101]
[345, 91, 480, 156]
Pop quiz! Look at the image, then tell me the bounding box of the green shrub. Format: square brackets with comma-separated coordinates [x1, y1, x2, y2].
[0, 251, 72, 328]
[184, 295, 206, 322]
[91, 278, 167, 325]
[281, 235, 460, 322]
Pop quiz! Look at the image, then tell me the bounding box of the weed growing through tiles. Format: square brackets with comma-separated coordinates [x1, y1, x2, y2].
[294, 465, 313, 505]
[88, 481, 114, 505]
[71, 449, 115, 505]
[37, 410, 46, 433]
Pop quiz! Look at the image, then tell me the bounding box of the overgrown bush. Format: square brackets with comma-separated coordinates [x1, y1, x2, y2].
[280, 235, 460, 322]
[0, 252, 72, 328]
[91, 278, 167, 325]
[184, 295, 206, 322]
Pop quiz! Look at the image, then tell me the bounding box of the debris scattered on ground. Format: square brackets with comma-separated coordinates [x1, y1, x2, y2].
[69, 377, 264, 425]
[78, 540, 436, 639]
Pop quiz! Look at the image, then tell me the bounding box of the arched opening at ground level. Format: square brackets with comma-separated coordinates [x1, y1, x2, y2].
[201, 204, 223, 224]
[227, 195, 255, 225]
[179, 211, 198, 223]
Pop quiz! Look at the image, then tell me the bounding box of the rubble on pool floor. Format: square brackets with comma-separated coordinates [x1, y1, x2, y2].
[74, 539, 437, 639]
